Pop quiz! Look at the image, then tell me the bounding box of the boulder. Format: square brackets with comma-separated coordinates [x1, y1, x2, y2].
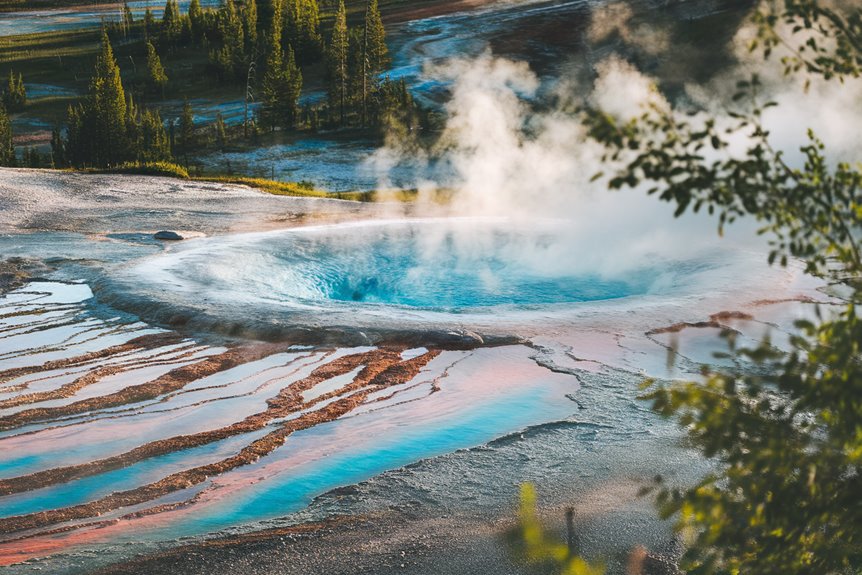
[154, 230, 184, 241]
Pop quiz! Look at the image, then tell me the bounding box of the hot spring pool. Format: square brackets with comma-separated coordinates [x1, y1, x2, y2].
[97, 218, 721, 341]
[160, 221, 653, 309]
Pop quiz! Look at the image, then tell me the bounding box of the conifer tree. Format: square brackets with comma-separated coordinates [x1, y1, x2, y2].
[139, 109, 171, 162]
[122, 2, 134, 38]
[363, 0, 388, 75]
[3, 70, 26, 112]
[88, 30, 129, 167]
[64, 104, 85, 166]
[188, 0, 204, 41]
[242, 0, 258, 55]
[125, 93, 141, 154]
[0, 103, 13, 166]
[146, 41, 168, 97]
[214, 111, 227, 149]
[161, 0, 181, 47]
[16, 72, 25, 109]
[327, 0, 348, 125]
[213, 0, 246, 81]
[359, 0, 387, 125]
[144, 7, 156, 38]
[285, 0, 321, 61]
[50, 126, 65, 167]
[178, 98, 194, 164]
[282, 44, 302, 128]
[260, 0, 283, 130]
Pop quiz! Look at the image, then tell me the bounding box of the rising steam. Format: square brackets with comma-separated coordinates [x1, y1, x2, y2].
[369, 0, 862, 278]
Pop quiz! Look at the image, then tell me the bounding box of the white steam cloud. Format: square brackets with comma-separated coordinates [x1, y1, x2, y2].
[369, 2, 862, 284]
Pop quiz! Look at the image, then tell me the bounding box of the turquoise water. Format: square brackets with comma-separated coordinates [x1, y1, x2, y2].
[0, 429, 269, 518]
[281, 232, 644, 308]
[166, 378, 574, 534]
[130, 221, 662, 315]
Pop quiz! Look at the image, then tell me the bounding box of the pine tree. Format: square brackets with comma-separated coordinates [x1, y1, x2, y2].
[144, 7, 156, 38]
[122, 2, 134, 38]
[327, 0, 348, 126]
[23, 146, 42, 168]
[260, 0, 283, 130]
[363, 0, 388, 75]
[282, 44, 302, 128]
[285, 0, 321, 61]
[242, 0, 258, 55]
[212, 0, 245, 81]
[178, 98, 194, 164]
[360, 0, 387, 125]
[3, 70, 26, 112]
[146, 41, 168, 97]
[125, 93, 141, 158]
[15, 72, 25, 109]
[214, 111, 227, 149]
[188, 0, 204, 41]
[139, 109, 171, 162]
[88, 30, 129, 167]
[161, 0, 181, 47]
[50, 126, 65, 167]
[0, 102, 13, 166]
[64, 104, 85, 166]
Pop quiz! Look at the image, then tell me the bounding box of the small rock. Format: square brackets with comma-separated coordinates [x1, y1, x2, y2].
[154, 230, 184, 241]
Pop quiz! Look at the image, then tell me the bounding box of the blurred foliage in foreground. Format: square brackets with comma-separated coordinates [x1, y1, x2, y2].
[581, 0, 862, 573]
[512, 1, 861, 574]
[508, 484, 606, 575]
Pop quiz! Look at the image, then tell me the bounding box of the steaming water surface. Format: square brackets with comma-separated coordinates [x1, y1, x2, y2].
[98, 218, 727, 341]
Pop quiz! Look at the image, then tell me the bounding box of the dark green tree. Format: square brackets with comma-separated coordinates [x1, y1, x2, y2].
[260, 0, 284, 130]
[188, 0, 205, 41]
[0, 103, 13, 166]
[3, 70, 26, 112]
[373, 77, 416, 135]
[122, 2, 134, 38]
[178, 98, 194, 164]
[214, 111, 227, 149]
[125, 93, 141, 157]
[360, 0, 388, 124]
[50, 126, 65, 167]
[363, 0, 388, 76]
[327, 0, 348, 125]
[160, 0, 181, 47]
[242, 0, 258, 55]
[212, 0, 246, 82]
[282, 44, 303, 128]
[138, 108, 171, 162]
[64, 104, 86, 167]
[63, 30, 171, 168]
[145, 41, 169, 97]
[86, 30, 129, 167]
[143, 7, 156, 38]
[285, 0, 321, 62]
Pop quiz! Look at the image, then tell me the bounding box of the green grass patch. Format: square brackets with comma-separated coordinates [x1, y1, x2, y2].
[98, 161, 190, 179]
[200, 176, 454, 204]
[198, 175, 375, 201]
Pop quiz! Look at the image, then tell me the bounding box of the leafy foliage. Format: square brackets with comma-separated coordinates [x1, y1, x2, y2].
[752, 0, 862, 81]
[584, 2, 862, 573]
[507, 484, 605, 575]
